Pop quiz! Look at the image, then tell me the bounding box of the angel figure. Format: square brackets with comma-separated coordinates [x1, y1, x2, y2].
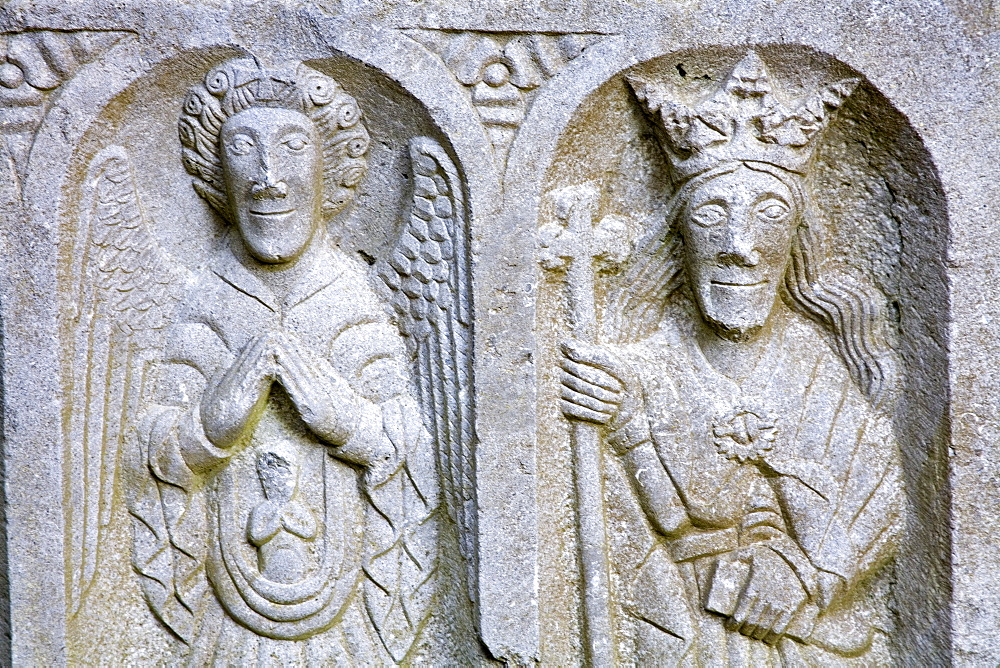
[557, 52, 903, 665]
[69, 55, 474, 665]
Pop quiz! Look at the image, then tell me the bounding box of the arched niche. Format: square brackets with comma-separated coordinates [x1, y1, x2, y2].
[50, 44, 480, 664]
[534, 45, 949, 664]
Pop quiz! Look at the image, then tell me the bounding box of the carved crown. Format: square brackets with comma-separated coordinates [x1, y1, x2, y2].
[627, 51, 859, 181]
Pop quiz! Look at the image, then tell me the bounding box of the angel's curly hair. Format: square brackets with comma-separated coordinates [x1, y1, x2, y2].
[178, 56, 369, 223]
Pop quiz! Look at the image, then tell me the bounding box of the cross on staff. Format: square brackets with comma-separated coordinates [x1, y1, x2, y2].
[539, 183, 625, 667]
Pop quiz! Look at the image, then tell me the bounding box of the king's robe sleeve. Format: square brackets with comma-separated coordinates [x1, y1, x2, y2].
[605, 364, 693, 539]
[770, 398, 902, 607]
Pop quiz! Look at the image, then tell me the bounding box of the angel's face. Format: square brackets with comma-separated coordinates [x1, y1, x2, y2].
[221, 107, 322, 264]
[681, 165, 799, 341]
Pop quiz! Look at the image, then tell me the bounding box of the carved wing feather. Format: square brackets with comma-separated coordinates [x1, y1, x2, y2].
[66, 145, 186, 618]
[377, 136, 478, 612]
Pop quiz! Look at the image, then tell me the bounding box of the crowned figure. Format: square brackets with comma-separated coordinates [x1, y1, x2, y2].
[558, 52, 903, 664]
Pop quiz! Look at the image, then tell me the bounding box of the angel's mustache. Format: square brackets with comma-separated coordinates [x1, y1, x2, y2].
[251, 181, 288, 200]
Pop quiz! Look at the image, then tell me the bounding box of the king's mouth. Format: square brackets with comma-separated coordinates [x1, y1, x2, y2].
[711, 279, 768, 287]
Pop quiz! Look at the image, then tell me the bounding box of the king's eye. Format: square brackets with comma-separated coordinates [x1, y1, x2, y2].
[690, 203, 726, 227]
[758, 200, 789, 221]
[229, 135, 253, 155]
[283, 135, 308, 151]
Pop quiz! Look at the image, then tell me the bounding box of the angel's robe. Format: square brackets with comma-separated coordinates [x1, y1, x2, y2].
[608, 302, 902, 666]
[135, 235, 431, 664]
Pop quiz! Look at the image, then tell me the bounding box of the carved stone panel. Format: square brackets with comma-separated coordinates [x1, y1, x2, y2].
[538, 48, 928, 664]
[406, 29, 605, 168]
[1, 1, 997, 666]
[45, 45, 480, 665]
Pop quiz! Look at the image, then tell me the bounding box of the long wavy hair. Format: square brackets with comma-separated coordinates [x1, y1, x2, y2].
[604, 160, 892, 403]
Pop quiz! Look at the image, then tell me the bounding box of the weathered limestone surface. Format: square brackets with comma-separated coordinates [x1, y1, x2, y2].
[0, 0, 997, 665]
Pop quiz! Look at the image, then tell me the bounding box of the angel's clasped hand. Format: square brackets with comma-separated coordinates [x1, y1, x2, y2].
[201, 332, 279, 448]
[201, 331, 359, 447]
[272, 333, 360, 445]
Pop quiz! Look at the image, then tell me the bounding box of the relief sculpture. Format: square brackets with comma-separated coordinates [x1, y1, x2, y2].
[65, 55, 474, 663]
[543, 51, 903, 664]
[406, 30, 603, 167]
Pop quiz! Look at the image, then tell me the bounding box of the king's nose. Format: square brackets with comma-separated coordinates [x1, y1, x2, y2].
[717, 216, 760, 267]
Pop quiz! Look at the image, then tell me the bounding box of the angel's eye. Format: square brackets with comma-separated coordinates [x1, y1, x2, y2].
[282, 135, 309, 151]
[690, 203, 726, 227]
[758, 199, 789, 222]
[229, 135, 253, 155]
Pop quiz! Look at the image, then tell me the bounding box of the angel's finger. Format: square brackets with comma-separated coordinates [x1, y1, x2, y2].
[276, 337, 311, 378]
[750, 604, 774, 641]
[237, 335, 277, 382]
[243, 331, 274, 362]
[225, 342, 271, 390]
[276, 353, 310, 403]
[560, 371, 620, 404]
[561, 386, 617, 415]
[560, 400, 612, 425]
[559, 357, 622, 393]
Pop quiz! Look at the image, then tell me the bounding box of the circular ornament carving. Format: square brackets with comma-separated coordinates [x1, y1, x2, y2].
[712, 404, 779, 463]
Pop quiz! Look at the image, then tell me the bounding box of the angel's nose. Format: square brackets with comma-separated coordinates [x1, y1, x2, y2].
[251, 177, 287, 200]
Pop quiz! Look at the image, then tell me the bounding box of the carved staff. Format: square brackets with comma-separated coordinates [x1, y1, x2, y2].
[539, 184, 616, 666]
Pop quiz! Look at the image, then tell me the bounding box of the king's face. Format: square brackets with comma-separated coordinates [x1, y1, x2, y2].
[221, 107, 322, 264]
[681, 165, 799, 340]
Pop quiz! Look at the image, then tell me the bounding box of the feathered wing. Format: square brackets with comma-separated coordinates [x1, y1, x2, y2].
[377, 137, 478, 619]
[65, 145, 188, 625]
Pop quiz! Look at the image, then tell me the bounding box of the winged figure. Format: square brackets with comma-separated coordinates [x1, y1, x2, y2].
[64, 56, 474, 664]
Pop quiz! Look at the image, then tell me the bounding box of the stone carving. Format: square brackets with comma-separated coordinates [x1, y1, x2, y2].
[248, 444, 318, 585]
[377, 136, 478, 617]
[543, 51, 902, 664]
[0, 30, 130, 176]
[406, 29, 603, 166]
[64, 55, 475, 664]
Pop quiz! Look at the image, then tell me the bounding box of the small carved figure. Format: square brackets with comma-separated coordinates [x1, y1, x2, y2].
[67, 55, 473, 664]
[248, 444, 317, 584]
[549, 52, 902, 664]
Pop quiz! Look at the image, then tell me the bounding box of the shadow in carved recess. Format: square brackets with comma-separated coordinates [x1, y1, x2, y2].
[538, 47, 949, 665]
[59, 52, 478, 664]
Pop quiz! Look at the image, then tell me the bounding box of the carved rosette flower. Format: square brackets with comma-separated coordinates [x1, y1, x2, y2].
[712, 404, 779, 463]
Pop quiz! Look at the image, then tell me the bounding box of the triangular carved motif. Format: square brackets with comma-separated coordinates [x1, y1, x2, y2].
[404, 29, 604, 168]
[0, 30, 132, 178]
